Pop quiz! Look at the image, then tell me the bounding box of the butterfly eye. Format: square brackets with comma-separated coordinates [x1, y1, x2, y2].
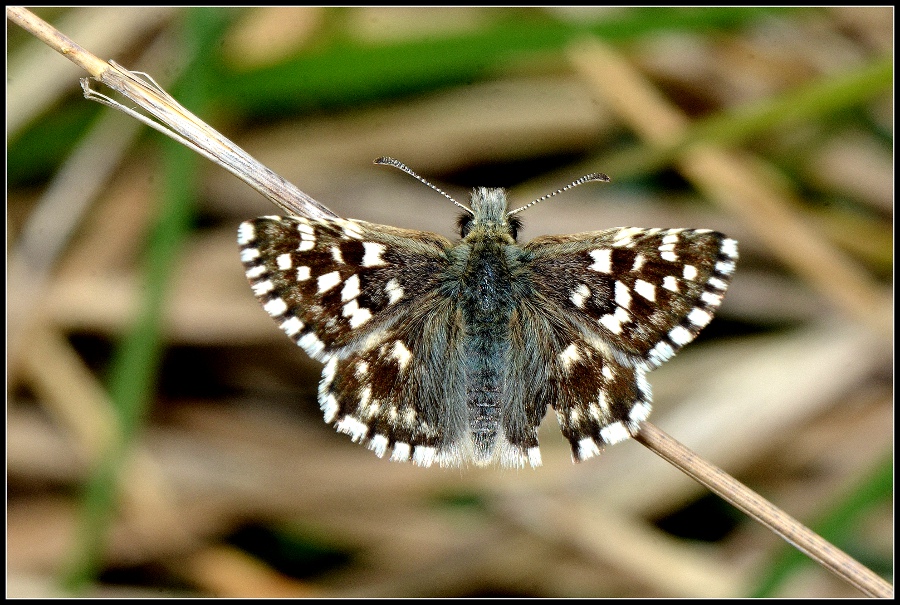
[508, 215, 522, 241]
[457, 213, 474, 238]
[457, 214, 521, 239]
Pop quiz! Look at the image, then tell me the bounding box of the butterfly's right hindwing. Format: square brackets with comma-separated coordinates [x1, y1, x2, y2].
[510, 299, 652, 463]
[514, 227, 736, 461]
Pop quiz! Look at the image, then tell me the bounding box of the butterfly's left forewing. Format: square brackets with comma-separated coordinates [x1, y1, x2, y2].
[239, 215, 452, 358]
[240, 216, 474, 465]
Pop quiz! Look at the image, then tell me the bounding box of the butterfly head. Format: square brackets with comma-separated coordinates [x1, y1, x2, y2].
[374, 156, 608, 244]
[458, 187, 521, 241]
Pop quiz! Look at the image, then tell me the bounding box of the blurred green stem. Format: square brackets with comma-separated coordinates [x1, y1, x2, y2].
[602, 55, 893, 179]
[58, 8, 223, 593]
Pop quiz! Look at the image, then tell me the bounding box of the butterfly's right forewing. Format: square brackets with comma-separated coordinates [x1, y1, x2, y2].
[516, 227, 736, 460]
[524, 228, 737, 369]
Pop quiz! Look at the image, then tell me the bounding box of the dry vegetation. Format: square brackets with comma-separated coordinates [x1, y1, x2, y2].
[7, 7, 892, 598]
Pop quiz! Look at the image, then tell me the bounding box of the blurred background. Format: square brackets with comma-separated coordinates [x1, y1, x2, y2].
[7, 7, 892, 598]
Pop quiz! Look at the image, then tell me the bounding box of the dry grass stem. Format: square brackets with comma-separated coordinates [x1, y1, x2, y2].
[635, 422, 892, 598]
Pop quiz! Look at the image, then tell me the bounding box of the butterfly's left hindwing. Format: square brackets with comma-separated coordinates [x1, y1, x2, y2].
[318, 294, 473, 466]
[240, 215, 478, 465]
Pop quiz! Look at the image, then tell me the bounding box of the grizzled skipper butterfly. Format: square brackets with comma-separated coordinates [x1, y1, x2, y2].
[238, 158, 737, 467]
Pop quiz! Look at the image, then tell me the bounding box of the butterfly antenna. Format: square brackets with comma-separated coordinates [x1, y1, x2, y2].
[507, 173, 610, 216]
[375, 157, 473, 215]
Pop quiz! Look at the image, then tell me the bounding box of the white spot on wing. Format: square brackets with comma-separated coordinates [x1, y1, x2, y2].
[263, 297, 287, 317]
[245, 265, 265, 279]
[597, 390, 609, 414]
[331, 245, 344, 264]
[361, 242, 387, 267]
[317, 271, 341, 293]
[614, 280, 631, 309]
[297, 266, 311, 281]
[577, 438, 601, 460]
[716, 260, 735, 274]
[390, 340, 412, 370]
[708, 276, 728, 290]
[391, 442, 411, 461]
[298, 332, 326, 359]
[600, 313, 622, 334]
[636, 372, 651, 400]
[588, 248, 612, 273]
[662, 275, 678, 292]
[413, 445, 436, 467]
[631, 253, 645, 271]
[341, 299, 372, 327]
[600, 307, 631, 334]
[722, 238, 739, 259]
[600, 421, 630, 444]
[634, 279, 655, 301]
[370, 434, 389, 457]
[321, 394, 339, 423]
[354, 360, 369, 378]
[648, 341, 674, 364]
[280, 316, 304, 336]
[276, 254, 292, 270]
[385, 278, 404, 304]
[297, 224, 316, 251]
[662, 232, 680, 245]
[669, 325, 693, 346]
[336, 415, 369, 442]
[558, 343, 581, 370]
[341, 274, 361, 301]
[252, 280, 275, 296]
[527, 447, 542, 467]
[240, 247, 260, 262]
[569, 407, 581, 424]
[688, 307, 712, 327]
[600, 307, 631, 335]
[570, 283, 590, 308]
[611, 227, 644, 247]
[629, 401, 651, 424]
[701, 291, 722, 306]
[321, 356, 338, 390]
[341, 220, 365, 239]
[237, 222, 255, 245]
[683, 265, 698, 280]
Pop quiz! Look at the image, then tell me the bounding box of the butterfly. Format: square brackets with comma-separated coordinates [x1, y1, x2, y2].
[238, 157, 737, 468]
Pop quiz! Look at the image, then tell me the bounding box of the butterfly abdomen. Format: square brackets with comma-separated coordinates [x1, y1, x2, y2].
[452, 231, 520, 463]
